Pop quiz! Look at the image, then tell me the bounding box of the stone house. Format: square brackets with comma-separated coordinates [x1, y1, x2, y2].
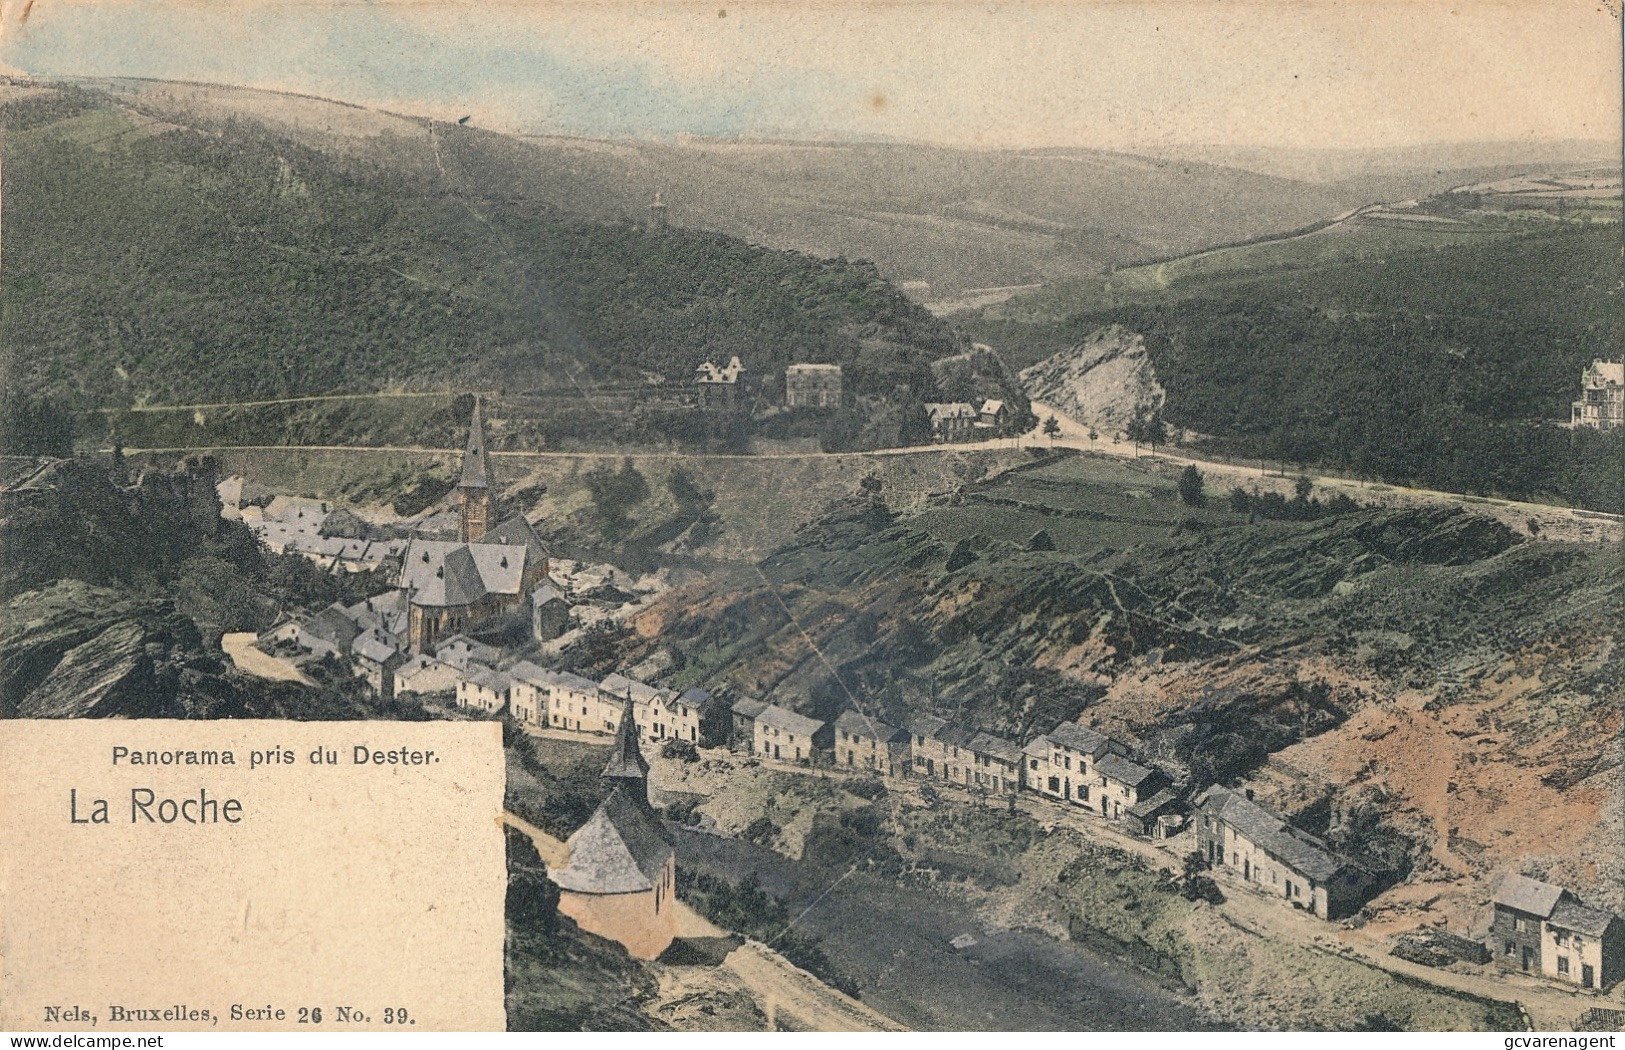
[1039, 722, 1124, 809]
[1093, 753, 1172, 822]
[600, 673, 700, 745]
[967, 732, 1024, 794]
[455, 668, 511, 715]
[296, 603, 361, 659]
[530, 583, 571, 642]
[925, 402, 978, 442]
[393, 653, 461, 698]
[1490, 873, 1623, 991]
[976, 398, 1009, 431]
[833, 710, 908, 775]
[1571, 359, 1625, 430]
[751, 704, 831, 764]
[731, 697, 769, 751]
[695, 356, 746, 407]
[785, 363, 843, 409]
[434, 634, 502, 672]
[508, 662, 601, 731]
[1193, 786, 1373, 920]
[350, 629, 406, 700]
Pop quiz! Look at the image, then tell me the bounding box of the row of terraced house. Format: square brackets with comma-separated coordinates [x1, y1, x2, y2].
[724, 700, 1394, 922]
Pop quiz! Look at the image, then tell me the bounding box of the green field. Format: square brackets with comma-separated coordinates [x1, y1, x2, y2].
[908, 453, 1242, 558]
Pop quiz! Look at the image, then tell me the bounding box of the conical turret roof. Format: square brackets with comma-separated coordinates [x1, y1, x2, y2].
[602, 693, 650, 783]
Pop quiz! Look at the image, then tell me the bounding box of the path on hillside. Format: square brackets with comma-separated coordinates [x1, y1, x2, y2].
[221, 631, 313, 685]
[113, 399, 1618, 541]
[97, 391, 450, 413]
[499, 810, 904, 1032]
[1028, 400, 1622, 544]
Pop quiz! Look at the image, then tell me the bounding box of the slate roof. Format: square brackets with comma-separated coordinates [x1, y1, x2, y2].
[1048, 722, 1114, 757]
[531, 583, 567, 607]
[351, 631, 403, 666]
[1549, 898, 1619, 937]
[601, 676, 663, 708]
[301, 604, 360, 650]
[462, 668, 512, 694]
[552, 788, 673, 895]
[1585, 360, 1625, 386]
[509, 661, 598, 693]
[835, 710, 903, 743]
[1096, 752, 1162, 788]
[968, 731, 1024, 764]
[732, 697, 769, 719]
[399, 539, 527, 607]
[602, 696, 651, 781]
[934, 723, 978, 748]
[980, 398, 1006, 415]
[487, 514, 551, 563]
[434, 635, 502, 670]
[908, 713, 950, 739]
[1197, 786, 1343, 882]
[925, 402, 978, 422]
[1492, 873, 1567, 918]
[755, 704, 825, 738]
[680, 687, 718, 712]
[1128, 787, 1182, 820]
[1023, 735, 1053, 759]
[459, 398, 491, 489]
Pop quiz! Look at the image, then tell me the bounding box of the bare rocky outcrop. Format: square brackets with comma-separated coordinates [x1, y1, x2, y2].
[1019, 325, 1164, 432]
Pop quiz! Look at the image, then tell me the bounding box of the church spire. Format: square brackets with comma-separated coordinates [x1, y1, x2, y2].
[601, 694, 650, 807]
[457, 396, 493, 542]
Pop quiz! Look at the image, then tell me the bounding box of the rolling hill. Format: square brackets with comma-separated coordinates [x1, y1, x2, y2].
[965, 171, 1624, 511]
[0, 80, 964, 414]
[40, 77, 1616, 301]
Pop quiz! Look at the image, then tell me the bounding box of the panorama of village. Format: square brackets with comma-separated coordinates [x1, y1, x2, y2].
[221, 382, 1624, 1033]
[1, 24, 1622, 1032]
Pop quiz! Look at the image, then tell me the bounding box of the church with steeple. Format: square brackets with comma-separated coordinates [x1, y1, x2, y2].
[550, 696, 679, 959]
[398, 398, 552, 653]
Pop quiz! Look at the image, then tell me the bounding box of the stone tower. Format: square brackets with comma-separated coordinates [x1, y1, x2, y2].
[601, 694, 651, 809]
[648, 191, 667, 231]
[456, 397, 493, 543]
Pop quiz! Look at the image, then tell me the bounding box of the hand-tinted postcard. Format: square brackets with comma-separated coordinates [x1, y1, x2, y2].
[0, 0, 1620, 1034]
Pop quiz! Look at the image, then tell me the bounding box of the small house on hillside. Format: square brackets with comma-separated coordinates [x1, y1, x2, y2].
[976, 398, 1009, 431]
[1572, 359, 1624, 430]
[696, 356, 746, 407]
[785, 363, 843, 409]
[925, 402, 978, 442]
[1194, 786, 1374, 920]
[1490, 873, 1623, 991]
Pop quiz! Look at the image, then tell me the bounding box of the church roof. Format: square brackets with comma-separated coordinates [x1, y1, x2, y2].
[459, 398, 492, 490]
[399, 539, 528, 608]
[602, 695, 650, 781]
[487, 514, 551, 563]
[552, 788, 673, 895]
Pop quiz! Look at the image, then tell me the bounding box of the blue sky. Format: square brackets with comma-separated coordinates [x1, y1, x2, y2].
[4, 1, 1619, 150]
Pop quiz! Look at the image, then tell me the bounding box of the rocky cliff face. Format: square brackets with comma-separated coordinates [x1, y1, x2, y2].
[1019, 325, 1164, 432]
